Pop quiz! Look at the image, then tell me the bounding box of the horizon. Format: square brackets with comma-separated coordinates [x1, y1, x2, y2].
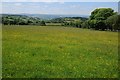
[1, 13, 90, 16]
[2, 2, 118, 15]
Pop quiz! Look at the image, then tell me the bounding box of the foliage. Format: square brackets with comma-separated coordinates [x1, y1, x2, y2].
[81, 8, 119, 31]
[81, 20, 89, 29]
[1, 8, 120, 32]
[45, 17, 88, 27]
[90, 8, 115, 20]
[49, 18, 64, 23]
[106, 14, 120, 31]
[2, 15, 46, 26]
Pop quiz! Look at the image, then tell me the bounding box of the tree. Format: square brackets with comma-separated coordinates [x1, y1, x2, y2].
[74, 20, 82, 28]
[89, 8, 116, 30]
[88, 20, 96, 29]
[40, 21, 46, 26]
[90, 8, 115, 20]
[2, 15, 47, 26]
[106, 14, 120, 31]
[81, 20, 89, 29]
[95, 20, 106, 30]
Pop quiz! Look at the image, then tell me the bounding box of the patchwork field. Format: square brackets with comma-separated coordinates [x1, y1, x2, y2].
[2, 25, 118, 78]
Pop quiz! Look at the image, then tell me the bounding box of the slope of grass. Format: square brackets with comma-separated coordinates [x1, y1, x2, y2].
[2, 25, 118, 78]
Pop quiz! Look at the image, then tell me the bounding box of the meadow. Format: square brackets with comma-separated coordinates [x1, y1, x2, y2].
[2, 25, 118, 78]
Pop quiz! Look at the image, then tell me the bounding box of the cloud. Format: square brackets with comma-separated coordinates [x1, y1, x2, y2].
[2, 0, 58, 2]
[1, 0, 119, 2]
[44, 5, 48, 8]
[14, 3, 22, 6]
[59, 1, 65, 4]
[71, 5, 77, 8]
[29, 0, 58, 2]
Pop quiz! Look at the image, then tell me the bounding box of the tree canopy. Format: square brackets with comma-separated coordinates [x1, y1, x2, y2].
[90, 8, 115, 20]
[85, 8, 119, 31]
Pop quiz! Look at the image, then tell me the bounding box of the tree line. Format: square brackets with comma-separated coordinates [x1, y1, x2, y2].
[81, 8, 120, 31]
[1, 14, 46, 26]
[45, 17, 87, 24]
[62, 8, 120, 31]
[1, 8, 120, 31]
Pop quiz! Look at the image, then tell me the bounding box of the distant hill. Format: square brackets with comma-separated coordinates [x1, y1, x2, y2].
[1, 14, 89, 20]
[22, 14, 89, 20]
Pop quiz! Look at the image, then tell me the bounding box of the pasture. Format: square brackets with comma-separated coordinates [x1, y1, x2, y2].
[2, 25, 118, 78]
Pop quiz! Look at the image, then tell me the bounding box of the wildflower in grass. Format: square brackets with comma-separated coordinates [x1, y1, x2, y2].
[106, 62, 110, 66]
[96, 48, 99, 50]
[3, 26, 118, 78]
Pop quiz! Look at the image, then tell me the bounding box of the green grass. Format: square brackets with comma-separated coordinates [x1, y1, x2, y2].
[46, 23, 62, 26]
[2, 25, 118, 78]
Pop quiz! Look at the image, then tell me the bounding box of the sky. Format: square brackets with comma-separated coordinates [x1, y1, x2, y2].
[1, 2, 118, 15]
[1, 0, 120, 2]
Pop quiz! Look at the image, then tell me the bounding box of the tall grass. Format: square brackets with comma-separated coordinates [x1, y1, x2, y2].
[2, 25, 118, 78]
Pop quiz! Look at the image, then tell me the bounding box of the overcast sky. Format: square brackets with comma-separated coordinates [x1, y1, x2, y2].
[1, 2, 118, 15]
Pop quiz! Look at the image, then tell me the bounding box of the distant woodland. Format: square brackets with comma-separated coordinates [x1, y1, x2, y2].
[1, 8, 120, 31]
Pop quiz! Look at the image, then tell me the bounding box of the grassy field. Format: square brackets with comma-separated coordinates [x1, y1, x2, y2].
[46, 23, 62, 26]
[2, 25, 118, 78]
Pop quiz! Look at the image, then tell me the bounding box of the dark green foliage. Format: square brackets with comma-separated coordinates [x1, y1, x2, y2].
[49, 18, 64, 23]
[61, 17, 87, 28]
[40, 21, 46, 26]
[63, 21, 82, 28]
[88, 20, 106, 30]
[95, 20, 106, 30]
[82, 8, 119, 31]
[90, 8, 115, 20]
[81, 20, 89, 29]
[46, 17, 88, 28]
[74, 21, 82, 28]
[106, 14, 120, 31]
[65, 17, 88, 21]
[88, 20, 96, 29]
[2, 14, 46, 26]
[65, 8, 119, 32]
[89, 8, 115, 30]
